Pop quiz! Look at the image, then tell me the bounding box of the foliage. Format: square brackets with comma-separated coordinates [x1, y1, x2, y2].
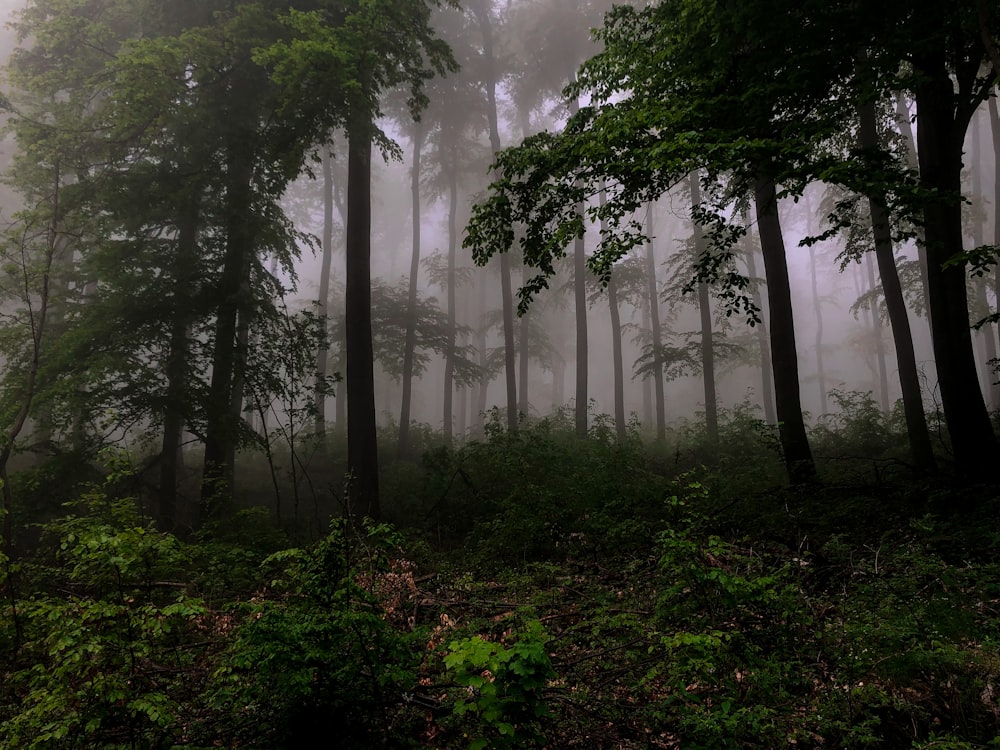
[0, 464, 209, 749]
[443, 619, 555, 749]
[208, 518, 424, 748]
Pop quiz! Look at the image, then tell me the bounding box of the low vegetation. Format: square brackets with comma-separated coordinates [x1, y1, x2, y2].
[2, 401, 999, 748]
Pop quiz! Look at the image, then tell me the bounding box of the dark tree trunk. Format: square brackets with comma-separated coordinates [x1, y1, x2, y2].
[859, 94, 938, 472]
[574, 230, 588, 437]
[443, 159, 458, 442]
[518, 264, 530, 416]
[689, 174, 718, 443]
[809, 240, 829, 416]
[745, 238, 777, 424]
[201, 144, 254, 522]
[968, 111, 1000, 409]
[913, 47, 998, 480]
[645, 205, 667, 441]
[160, 199, 200, 533]
[315, 143, 335, 446]
[895, 92, 933, 321]
[346, 129, 380, 519]
[601, 187, 627, 441]
[500, 253, 518, 432]
[475, 0, 517, 433]
[476, 271, 489, 432]
[398, 122, 424, 456]
[753, 174, 817, 483]
[990, 93, 1000, 401]
[864, 252, 891, 412]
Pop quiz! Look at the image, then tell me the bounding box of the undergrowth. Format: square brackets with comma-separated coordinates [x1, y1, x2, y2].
[2, 399, 999, 748]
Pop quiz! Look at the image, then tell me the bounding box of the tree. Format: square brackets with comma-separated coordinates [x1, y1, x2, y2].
[467, 0, 836, 481]
[260, 0, 456, 518]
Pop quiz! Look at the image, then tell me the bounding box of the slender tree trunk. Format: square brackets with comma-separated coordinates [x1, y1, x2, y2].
[914, 46, 998, 480]
[753, 174, 816, 483]
[601, 187, 627, 441]
[865, 252, 891, 412]
[573, 234, 588, 436]
[858, 96, 938, 472]
[475, 0, 517, 433]
[809, 242, 829, 416]
[346, 128, 380, 519]
[641, 294, 653, 426]
[160, 199, 200, 533]
[476, 271, 489, 432]
[518, 263, 530, 416]
[201, 143, 254, 521]
[689, 173, 718, 443]
[744, 234, 777, 424]
[990, 93, 1000, 401]
[443, 160, 458, 442]
[315, 142, 335, 446]
[644, 205, 667, 441]
[968, 111, 1000, 409]
[895, 92, 933, 323]
[398, 123, 424, 456]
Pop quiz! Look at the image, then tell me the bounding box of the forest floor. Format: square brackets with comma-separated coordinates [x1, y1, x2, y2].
[2, 404, 1000, 748]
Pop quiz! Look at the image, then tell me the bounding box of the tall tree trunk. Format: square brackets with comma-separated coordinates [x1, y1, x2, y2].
[601, 187, 627, 441]
[809, 240, 829, 416]
[641, 294, 653, 426]
[968, 110, 1000, 409]
[398, 123, 424, 456]
[753, 174, 816, 483]
[990, 92, 1000, 402]
[913, 46, 998, 480]
[443, 159, 458, 442]
[858, 96, 938, 472]
[201, 143, 254, 522]
[346, 128, 380, 519]
[744, 234, 777, 424]
[895, 92, 933, 322]
[645, 205, 667, 441]
[518, 263, 530, 416]
[475, 270, 489, 432]
[475, 0, 517, 433]
[864, 252, 891, 412]
[315, 143, 335, 446]
[160, 199, 200, 533]
[573, 234, 588, 436]
[689, 173, 718, 443]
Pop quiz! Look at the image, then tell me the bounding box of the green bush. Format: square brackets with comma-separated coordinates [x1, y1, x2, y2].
[207, 518, 423, 748]
[443, 619, 555, 749]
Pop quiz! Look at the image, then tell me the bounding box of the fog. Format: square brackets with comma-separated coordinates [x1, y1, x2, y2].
[0, 0, 997, 446]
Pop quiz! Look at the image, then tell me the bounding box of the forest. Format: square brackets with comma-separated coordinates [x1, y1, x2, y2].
[1, 0, 999, 747]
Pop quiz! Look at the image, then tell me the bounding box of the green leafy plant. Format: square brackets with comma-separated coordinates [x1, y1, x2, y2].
[443, 619, 555, 749]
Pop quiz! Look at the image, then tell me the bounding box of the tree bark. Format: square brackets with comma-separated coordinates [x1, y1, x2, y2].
[474, 0, 517, 433]
[443, 158, 458, 442]
[895, 92, 933, 322]
[859, 93, 937, 472]
[601, 187, 627, 441]
[689, 174, 718, 443]
[864, 252, 891, 413]
[753, 174, 817, 483]
[809, 238, 829, 416]
[913, 47, 998, 480]
[644, 205, 666, 441]
[346, 128, 380, 519]
[398, 122, 424, 456]
[744, 237, 777, 424]
[201, 142, 254, 522]
[160, 198, 200, 533]
[315, 142, 335, 447]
